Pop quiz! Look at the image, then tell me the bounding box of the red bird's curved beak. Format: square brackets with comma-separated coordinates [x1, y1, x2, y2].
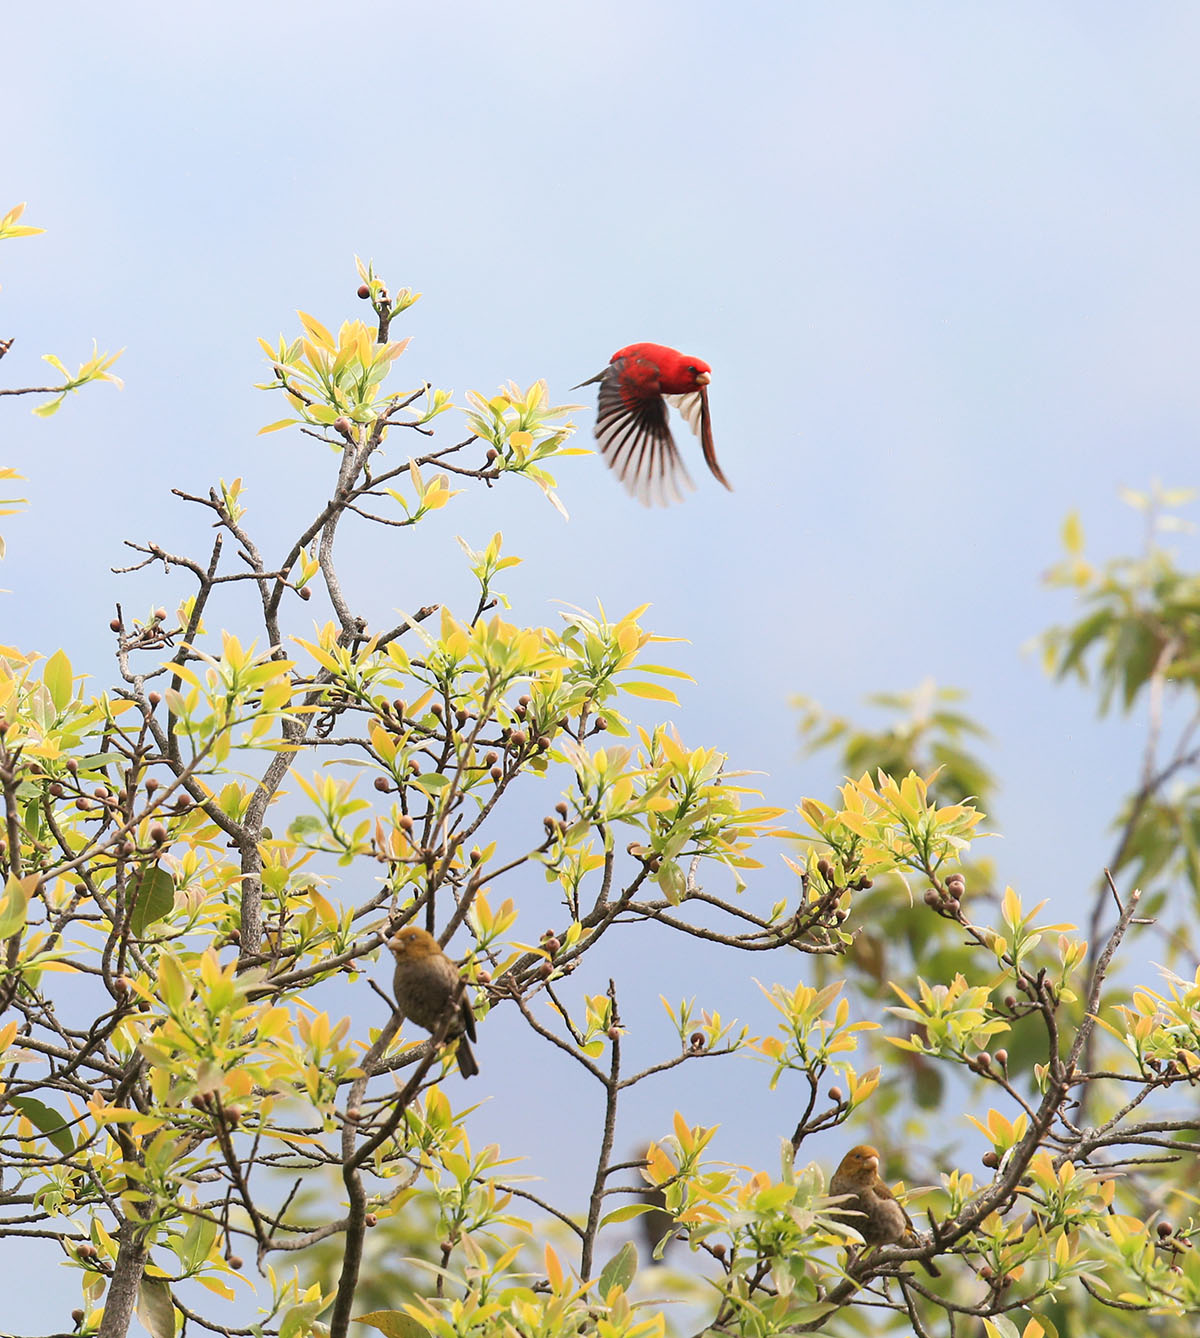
[695, 371, 711, 385]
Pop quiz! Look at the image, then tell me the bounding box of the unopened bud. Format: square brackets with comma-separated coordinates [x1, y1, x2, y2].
[828, 1086, 843, 1103]
[357, 284, 371, 299]
[982, 1151, 999, 1169]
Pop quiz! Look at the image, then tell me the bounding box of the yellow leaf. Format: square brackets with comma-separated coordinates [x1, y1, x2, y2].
[297, 310, 334, 349]
[544, 1242, 563, 1290]
[621, 680, 680, 704]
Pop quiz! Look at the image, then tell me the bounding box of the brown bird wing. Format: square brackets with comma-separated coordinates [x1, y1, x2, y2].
[870, 1180, 941, 1277]
[595, 374, 695, 507]
[663, 386, 732, 491]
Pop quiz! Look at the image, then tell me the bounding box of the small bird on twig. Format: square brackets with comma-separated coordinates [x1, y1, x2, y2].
[829, 1144, 940, 1277]
[388, 926, 478, 1079]
[574, 342, 732, 506]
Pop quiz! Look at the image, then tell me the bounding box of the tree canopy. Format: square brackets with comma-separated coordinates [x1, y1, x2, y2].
[2, 217, 1200, 1338]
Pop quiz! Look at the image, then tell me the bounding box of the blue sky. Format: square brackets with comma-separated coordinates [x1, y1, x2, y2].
[5, 2, 1200, 1326]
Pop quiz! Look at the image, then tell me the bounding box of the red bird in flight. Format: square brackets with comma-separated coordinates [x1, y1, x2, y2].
[574, 342, 732, 506]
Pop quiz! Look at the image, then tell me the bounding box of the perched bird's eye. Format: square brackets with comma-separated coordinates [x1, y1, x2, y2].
[687, 365, 697, 375]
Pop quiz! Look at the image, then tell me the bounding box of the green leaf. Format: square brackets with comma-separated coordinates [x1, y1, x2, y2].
[9, 1096, 73, 1156]
[42, 649, 73, 712]
[598, 1202, 657, 1227]
[598, 1240, 638, 1297]
[354, 1312, 431, 1338]
[174, 1213, 218, 1273]
[130, 866, 176, 937]
[135, 1277, 177, 1338]
[0, 874, 31, 938]
[279, 1300, 326, 1338]
[656, 859, 687, 905]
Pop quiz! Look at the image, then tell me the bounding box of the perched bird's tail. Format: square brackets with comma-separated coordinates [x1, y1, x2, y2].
[455, 1036, 479, 1079]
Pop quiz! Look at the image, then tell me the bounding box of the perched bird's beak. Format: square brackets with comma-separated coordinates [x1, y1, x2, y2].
[695, 371, 711, 385]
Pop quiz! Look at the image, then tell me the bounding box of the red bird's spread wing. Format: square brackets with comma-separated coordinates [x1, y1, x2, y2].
[595, 371, 695, 507]
[664, 388, 732, 492]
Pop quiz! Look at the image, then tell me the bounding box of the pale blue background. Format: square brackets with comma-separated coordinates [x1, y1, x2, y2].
[4, 3, 1200, 1328]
